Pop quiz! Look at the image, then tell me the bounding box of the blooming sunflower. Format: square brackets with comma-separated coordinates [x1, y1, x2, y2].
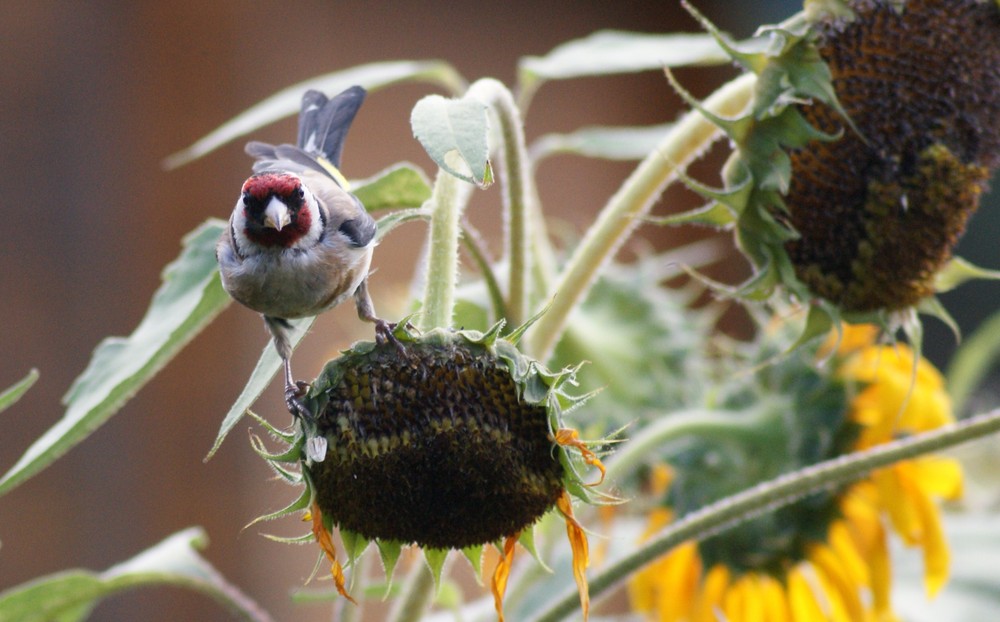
[628, 324, 962, 621]
[249, 321, 609, 621]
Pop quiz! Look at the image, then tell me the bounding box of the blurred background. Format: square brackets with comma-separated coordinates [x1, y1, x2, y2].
[1, 1, 996, 620]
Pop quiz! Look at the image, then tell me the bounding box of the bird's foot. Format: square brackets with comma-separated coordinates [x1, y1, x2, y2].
[374, 318, 408, 356]
[284, 380, 314, 421]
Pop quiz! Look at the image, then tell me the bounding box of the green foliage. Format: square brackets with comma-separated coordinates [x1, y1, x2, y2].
[0, 528, 269, 622]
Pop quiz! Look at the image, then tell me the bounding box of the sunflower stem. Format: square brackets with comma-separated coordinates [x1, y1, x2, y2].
[604, 407, 778, 483]
[420, 168, 474, 331]
[527, 72, 756, 362]
[467, 78, 533, 329]
[528, 407, 1000, 622]
[387, 561, 436, 622]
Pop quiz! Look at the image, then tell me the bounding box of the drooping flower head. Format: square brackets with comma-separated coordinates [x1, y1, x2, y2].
[251, 322, 609, 621]
[628, 324, 962, 620]
[671, 0, 1000, 335]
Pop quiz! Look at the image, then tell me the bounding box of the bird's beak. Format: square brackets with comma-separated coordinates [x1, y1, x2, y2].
[263, 197, 292, 230]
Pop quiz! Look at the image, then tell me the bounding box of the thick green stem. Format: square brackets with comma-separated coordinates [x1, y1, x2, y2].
[529, 407, 1000, 622]
[527, 72, 756, 361]
[604, 408, 777, 483]
[467, 78, 533, 329]
[420, 169, 473, 331]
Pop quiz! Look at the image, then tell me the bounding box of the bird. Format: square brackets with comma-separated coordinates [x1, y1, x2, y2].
[217, 85, 392, 422]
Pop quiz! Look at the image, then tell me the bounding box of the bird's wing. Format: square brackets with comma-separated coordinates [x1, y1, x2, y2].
[305, 171, 377, 249]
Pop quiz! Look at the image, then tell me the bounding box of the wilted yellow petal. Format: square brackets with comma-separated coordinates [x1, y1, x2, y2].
[309, 501, 357, 605]
[557, 490, 591, 620]
[695, 565, 729, 622]
[491, 533, 518, 622]
[788, 569, 825, 622]
[554, 428, 606, 486]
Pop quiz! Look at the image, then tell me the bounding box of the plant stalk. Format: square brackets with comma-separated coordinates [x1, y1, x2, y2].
[528, 407, 1000, 622]
[419, 169, 474, 331]
[528, 72, 756, 361]
[467, 78, 533, 329]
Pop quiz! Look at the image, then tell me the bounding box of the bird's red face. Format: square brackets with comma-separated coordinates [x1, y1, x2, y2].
[240, 173, 314, 248]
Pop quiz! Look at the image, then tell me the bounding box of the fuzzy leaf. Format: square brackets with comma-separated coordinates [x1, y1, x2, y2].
[164, 61, 465, 169]
[207, 317, 313, 461]
[352, 163, 433, 212]
[530, 123, 674, 163]
[0, 369, 38, 416]
[0, 220, 230, 497]
[0, 528, 271, 622]
[519, 30, 727, 89]
[410, 95, 493, 187]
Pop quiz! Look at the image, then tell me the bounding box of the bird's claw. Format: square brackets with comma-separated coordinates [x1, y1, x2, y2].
[374, 319, 407, 356]
[284, 381, 314, 421]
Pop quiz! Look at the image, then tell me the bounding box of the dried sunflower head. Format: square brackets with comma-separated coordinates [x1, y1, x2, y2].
[672, 0, 1000, 337]
[252, 322, 608, 621]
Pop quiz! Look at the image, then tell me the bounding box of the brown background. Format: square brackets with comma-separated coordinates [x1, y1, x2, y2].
[2, 2, 996, 621]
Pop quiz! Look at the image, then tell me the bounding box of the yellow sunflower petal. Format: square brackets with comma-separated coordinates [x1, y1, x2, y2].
[811, 545, 864, 622]
[908, 481, 951, 597]
[658, 542, 700, 622]
[758, 574, 792, 622]
[309, 501, 357, 605]
[556, 490, 591, 620]
[868, 520, 894, 617]
[695, 564, 729, 622]
[912, 455, 964, 501]
[739, 574, 766, 622]
[491, 533, 518, 622]
[788, 568, 825, 622]
[873, 467, 921, 545]
[829, 521, 870, 587]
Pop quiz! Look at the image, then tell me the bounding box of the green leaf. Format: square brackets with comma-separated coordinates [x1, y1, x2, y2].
[206, 317, 313, 461]
[0, 220, 230, 497]
[352, 163, 433, 211]
[410, 94, 494, 187]
[530, 123, 674, 163]
[164, 60, 465, 169]
[518, 30, 728, 91]
[0, 528, 271, 622]
[0, 369, 38, 415]
[947, 308, 1000, 414]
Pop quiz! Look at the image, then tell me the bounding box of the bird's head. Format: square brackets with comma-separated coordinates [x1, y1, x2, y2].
[237, 172, 320, 250]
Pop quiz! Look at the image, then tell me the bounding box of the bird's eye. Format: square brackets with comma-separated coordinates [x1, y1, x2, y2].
[242, 193, 251, 205]
[296, 187, 305, 199]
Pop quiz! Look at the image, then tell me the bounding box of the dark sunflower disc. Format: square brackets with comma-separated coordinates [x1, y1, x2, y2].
[306, 334, 565, 549]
